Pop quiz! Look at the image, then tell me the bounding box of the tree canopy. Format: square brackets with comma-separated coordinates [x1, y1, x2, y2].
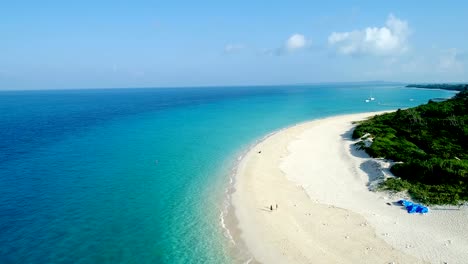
[406, 83, 468, 91]
[353, 89, 468, 205]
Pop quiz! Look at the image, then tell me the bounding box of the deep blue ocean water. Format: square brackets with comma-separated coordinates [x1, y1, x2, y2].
[0, 84, 456, 263]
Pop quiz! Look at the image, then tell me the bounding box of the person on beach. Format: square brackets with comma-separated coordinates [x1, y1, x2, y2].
[276, 204, 278, 210]
[270, 205, 273, 211]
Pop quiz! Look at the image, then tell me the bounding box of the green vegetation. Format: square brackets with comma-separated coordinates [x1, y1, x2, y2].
[406, 83, 468, 91]
[353, 89, 468, 205]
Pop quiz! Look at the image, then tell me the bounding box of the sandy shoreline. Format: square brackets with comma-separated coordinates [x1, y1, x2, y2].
[230, 112, 468, 264]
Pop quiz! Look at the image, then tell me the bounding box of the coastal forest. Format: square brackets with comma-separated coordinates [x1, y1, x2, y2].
[406, 83, 468, 91]
[353, 89, 468, 205]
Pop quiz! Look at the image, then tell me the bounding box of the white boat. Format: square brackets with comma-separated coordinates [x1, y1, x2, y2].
[369, 89, 375, 101]
[364, 89, 375, 102]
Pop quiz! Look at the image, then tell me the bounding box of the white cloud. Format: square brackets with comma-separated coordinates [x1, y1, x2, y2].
[233, 34, 309, 57]
[439, 48, 463, 72]
[224, 44, 245, 53]
[260, 34, 309, 56]
[286, 34, 307, 51]
[328, 14, 410, 56]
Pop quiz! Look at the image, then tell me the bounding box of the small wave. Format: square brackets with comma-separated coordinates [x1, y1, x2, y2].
[244, 258, 253, 264]
[219, 210, 235, 244]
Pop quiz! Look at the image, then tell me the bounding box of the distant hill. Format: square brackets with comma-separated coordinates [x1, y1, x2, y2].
[353, 89, 468, 205]
[407, 83, 468, 91]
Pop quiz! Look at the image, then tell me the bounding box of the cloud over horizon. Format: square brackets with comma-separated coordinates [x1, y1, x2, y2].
[328, 14, 410, 56]
[258, 33, 309, 56]
[286, 34, 307, 51]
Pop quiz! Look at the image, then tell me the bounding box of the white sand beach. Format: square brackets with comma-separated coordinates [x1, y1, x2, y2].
[231, 112, 468, 264]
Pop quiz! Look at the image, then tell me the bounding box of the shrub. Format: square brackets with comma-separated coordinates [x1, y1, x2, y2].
[355, 90, 468, 205]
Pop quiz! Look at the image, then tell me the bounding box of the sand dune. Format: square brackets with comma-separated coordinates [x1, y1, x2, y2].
[231, 112, 468, 264]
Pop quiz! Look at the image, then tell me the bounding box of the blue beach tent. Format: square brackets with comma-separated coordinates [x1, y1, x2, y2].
[406, 204, 417, 213]
[398, 200, 413, 207]
[416, 205, 429, 213]
[398, 199, 429, 214]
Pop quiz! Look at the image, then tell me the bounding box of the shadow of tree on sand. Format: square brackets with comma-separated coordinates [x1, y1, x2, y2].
[340, 126, 386, 191]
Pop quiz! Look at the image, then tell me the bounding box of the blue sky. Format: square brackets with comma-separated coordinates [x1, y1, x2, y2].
[1, 0, 467, 89]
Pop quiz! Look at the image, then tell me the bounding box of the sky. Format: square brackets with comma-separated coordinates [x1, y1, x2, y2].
[1, 0, 467, 90]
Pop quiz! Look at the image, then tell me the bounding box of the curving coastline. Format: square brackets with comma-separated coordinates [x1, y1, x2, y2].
[229, 112, 468, 264]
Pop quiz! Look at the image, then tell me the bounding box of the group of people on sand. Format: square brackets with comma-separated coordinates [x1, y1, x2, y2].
[270, 204, 278, 211]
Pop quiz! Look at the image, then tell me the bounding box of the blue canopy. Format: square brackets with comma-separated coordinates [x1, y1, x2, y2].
[398, 199, 429, 214]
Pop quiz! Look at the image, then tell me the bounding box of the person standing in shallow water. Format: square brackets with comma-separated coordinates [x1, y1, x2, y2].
[270, 205, 273, 211]
[276, 204, 278, 210]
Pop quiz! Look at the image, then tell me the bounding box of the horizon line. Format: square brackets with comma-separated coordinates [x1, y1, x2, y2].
[0, 81, 411, 92]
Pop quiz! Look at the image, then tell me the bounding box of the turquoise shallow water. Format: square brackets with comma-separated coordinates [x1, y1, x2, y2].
[0, 84, 456, 263]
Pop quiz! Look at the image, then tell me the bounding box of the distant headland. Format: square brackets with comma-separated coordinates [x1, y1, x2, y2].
[406, 83, 468, 91]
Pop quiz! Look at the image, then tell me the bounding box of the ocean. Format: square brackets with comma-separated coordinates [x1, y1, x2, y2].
[0, 84, 456, 263]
